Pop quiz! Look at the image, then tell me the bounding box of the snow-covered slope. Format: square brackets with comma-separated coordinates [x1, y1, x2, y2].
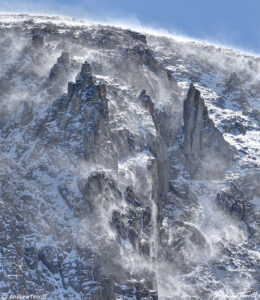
[0, 14, 259, 300]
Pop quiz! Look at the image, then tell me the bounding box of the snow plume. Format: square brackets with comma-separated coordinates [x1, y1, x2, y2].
[0, 14, 259, 299]
[0, 29, 59, 125]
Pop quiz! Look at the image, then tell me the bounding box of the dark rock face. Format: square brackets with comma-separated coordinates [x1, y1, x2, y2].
[115, 280, 158, 300]
[166, 69, 180, 93]
[226, 72, 242, 92]
[217, 183, 246, 220]
[125, 30, 147, 44]
[124, 45, 161, 72]
[183, 83, 235, 177]
[251, 109, 260, 126]
[216, 177, 259, 224]
[169, 180, 197, 201]
[112, 186, 152, 253]
[138, 89, 155, 125]
[20, 102, 33, 125]
[38, 246, 59, 274]
[221, 116, 248, 135]
[24, 246, 38, 270]
[159, 219, 208, 273]
[32, 34, 43, 48]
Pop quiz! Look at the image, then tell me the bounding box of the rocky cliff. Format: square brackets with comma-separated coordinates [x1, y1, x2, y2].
[0, 14, 259, 300]
[184, 83, 235, 178]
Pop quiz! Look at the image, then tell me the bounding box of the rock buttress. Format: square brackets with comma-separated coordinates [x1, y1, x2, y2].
[184, 83, 235, 178]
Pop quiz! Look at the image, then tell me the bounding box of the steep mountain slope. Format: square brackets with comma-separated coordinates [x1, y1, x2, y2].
[0, 14, 259, 300]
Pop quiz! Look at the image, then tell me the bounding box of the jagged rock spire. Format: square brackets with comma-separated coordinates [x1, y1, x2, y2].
[184, 83, 209, 162]
[184, 83, 235, 177]
[67, 61, 100, 99]
[49, 51, 70, 82]
[138, 89, 155, 118]
[77, 61, 93, 85]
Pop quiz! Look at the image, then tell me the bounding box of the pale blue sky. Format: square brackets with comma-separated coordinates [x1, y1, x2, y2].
[1, 0, 259, 54]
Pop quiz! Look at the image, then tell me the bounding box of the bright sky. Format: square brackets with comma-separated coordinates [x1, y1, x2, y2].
[1, 0, 259, 54]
